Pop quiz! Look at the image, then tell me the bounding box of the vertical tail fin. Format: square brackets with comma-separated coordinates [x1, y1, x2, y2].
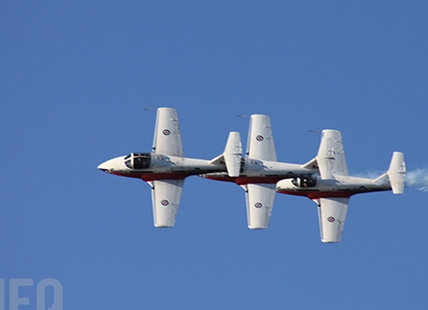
[388, 152, 406, 194]
[224, 132, 242, 177]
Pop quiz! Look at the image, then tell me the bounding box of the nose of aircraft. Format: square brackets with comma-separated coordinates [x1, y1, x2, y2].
[276, 179, 294, 191]
[97, 163, 110, 173]
[97, 161, 112, 173]
[97, 156, 124, 173]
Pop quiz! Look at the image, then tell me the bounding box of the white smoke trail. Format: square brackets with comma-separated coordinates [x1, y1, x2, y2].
[353, 169, 428, 192]
[406, 169, 428, 192]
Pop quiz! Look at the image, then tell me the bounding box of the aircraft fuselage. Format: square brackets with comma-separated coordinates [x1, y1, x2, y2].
[276, 175, 392, 199]
[98, 152, 225, 182]
[201, 158, 316, 185]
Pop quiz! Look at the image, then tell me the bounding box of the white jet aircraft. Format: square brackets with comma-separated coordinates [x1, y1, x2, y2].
[201, 115, 318, 229]
[276, 129, 406, 243]
[98, 107, 230, 228]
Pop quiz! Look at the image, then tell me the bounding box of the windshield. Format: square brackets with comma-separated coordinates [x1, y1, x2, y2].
[134, 154, 151, 169]
[124, 153, 151, 170]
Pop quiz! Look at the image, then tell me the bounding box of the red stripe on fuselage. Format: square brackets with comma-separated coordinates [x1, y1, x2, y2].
[277, 188, 386, 199]
[277, 190, 354, 199]
[111, 171, 189, 182]
[202, 175, 289, 185]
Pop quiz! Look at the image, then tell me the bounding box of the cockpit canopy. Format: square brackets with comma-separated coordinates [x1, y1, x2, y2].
[124, 153, 151, 170]
[291, 177, 317, 188]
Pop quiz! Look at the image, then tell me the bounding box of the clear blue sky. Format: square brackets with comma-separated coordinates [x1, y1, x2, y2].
[2, 1, 428, 309]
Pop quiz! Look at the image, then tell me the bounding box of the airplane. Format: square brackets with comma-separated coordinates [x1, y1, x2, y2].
[276, 129, 406, 243]
[98, 107, 235, 228]
[200, 114, 319, 229]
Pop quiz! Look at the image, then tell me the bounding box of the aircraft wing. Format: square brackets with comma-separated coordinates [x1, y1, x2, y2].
[246, 115, 277, 161]
[152, 107, 184, 157]
[316, 197, 349, 243]
[317, 129, 348, 179]
[245, 183, 276, 229]
[151, 180, 184, 227]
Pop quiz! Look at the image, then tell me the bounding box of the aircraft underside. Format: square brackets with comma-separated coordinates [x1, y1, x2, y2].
[110, 170, 193, 182]
[278, 187, 389, 200]
[202, 174, 294, 185]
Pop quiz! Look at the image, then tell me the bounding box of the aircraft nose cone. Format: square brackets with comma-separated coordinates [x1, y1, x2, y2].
[97, 162, 111, 173]
[276, 179, 293, 191]
[97, 156, 125, 174]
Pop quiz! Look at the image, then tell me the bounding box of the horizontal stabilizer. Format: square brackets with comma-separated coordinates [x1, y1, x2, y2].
[388, 152, 406, 194]
[224, 131, 242, 177]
